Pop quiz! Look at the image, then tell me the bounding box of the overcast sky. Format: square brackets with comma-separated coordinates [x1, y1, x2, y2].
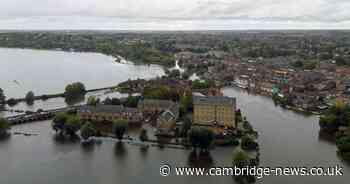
[1, 0, 350, 30]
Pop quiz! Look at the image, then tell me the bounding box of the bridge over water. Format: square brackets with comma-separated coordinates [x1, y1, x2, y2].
[5, 105, 84, 125]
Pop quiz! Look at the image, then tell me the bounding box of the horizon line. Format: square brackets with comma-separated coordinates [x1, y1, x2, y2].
[1, 29, 350, 32]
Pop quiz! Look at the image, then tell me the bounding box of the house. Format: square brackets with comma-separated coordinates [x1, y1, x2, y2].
[314, 81, 336, 91]
[137, 99, 177, 115]
[78, 105, 143, 123]
[193, 95, 236, 128]
[344, 80, 350, 95]
[272, 69, 289, 84]
[138, 99, 180, 135]
[234, 75, 250, 89]
[156, 104, 180, 136]
[150, 102, 180, 136]
[336, 67, 350, 79]
[291, 92, 320, 110]
[259, 82, 274, 94]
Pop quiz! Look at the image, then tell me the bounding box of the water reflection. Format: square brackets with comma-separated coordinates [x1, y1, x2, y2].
[336, 152, 350, 166]
[139, 145, 149, 158]
[114, 142, 127, 158]
[0, 134, 11, 142]
[65, 95, 86, 106]
[318, 129, 336, 144]
[187, 150, 214, 169]
[81, 143, 96, 155]
[52, 133, 80, 145]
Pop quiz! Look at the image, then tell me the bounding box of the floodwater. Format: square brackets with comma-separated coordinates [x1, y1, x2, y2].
[0, 48, 349, 183]
[0, 48, 164, 116]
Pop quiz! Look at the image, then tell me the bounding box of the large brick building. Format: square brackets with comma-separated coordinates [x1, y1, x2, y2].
[78, 105, 143, 123]
[193, 95, 236, 128]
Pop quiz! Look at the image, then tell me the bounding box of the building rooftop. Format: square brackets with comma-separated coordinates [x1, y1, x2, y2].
[193, 95, 236, 106]
[137, 99, 175, 108]
[78, 105, 136, 114]
[344, 80, 350, 86]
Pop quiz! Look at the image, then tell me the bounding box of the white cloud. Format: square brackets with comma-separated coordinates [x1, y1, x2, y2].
[0, 0, 349, 29]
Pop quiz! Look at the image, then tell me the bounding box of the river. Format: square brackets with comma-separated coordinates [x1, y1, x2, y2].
[0, 48, 349, 183]
[222, 87, 350, 183]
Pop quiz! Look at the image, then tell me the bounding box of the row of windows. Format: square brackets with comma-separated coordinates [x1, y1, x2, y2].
[194, 114, 234, 121]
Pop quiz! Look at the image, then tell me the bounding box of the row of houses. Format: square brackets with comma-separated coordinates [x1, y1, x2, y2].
[179, 51, 342, 108]
[229, 66, 338, 111]
[77, 99, 180, 136]
[76, 93, 238, 136]
[78, 105, 143, 123]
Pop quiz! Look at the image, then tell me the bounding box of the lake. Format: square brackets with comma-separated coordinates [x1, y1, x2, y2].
[0, 48, 164, 99]
[0, 48, 164, 116]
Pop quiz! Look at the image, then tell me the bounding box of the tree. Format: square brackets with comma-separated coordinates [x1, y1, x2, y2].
[232, 149, 250, 168]
[319, 52, 333, 60]
[103, 97, 121, 105]
[243, 119, 254, 133]
[198, 128, 215, 151]
[123, 96, 140, 108]
[180, 116, 192, 137]
[319, 114, 337, 129]
[0, 118, 10, 138]
[96, 43, 114, 55]
[303, 61, 317, 70]
[64, 116, 82, 137]
[232, 149, 257, 183]
[103, 97, 112, 105]
[180, 94, 193, 116]
[143, 85, 179, 101]
[189, 127, 201, 149]
[6, 98, 18, 106]
[336, 135, 350, 161]
[25, 91, 35, 105]
[182, 71, 191, 80]
[65, 82, 86, 100]
[0, 88, 5, 104]
[235, 109, 243, 123]
[168, 69, 181, 78]
[80, 122, 96, 141]
[87, 96, 100, 106]
[335, 56, 348, 66]
[336, 136, 350, 153]
[319, 101, 350, 130]
[241, 135, 258, 150]
[113, 119, 128, 141]
[139, 128, 148, 142]
[292, 60, 303, 68]
[189, 127, 214, 152]
[52, 113, 81, 137]
[192, 80, 211, 89]
[52, 112, 68, 133]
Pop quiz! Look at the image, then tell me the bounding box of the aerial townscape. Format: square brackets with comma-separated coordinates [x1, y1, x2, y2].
[2, 2, 350, 184]
[0, 30, 349, 183]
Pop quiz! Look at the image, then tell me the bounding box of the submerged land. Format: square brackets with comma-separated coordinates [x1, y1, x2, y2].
[0, 30, 350, 183]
